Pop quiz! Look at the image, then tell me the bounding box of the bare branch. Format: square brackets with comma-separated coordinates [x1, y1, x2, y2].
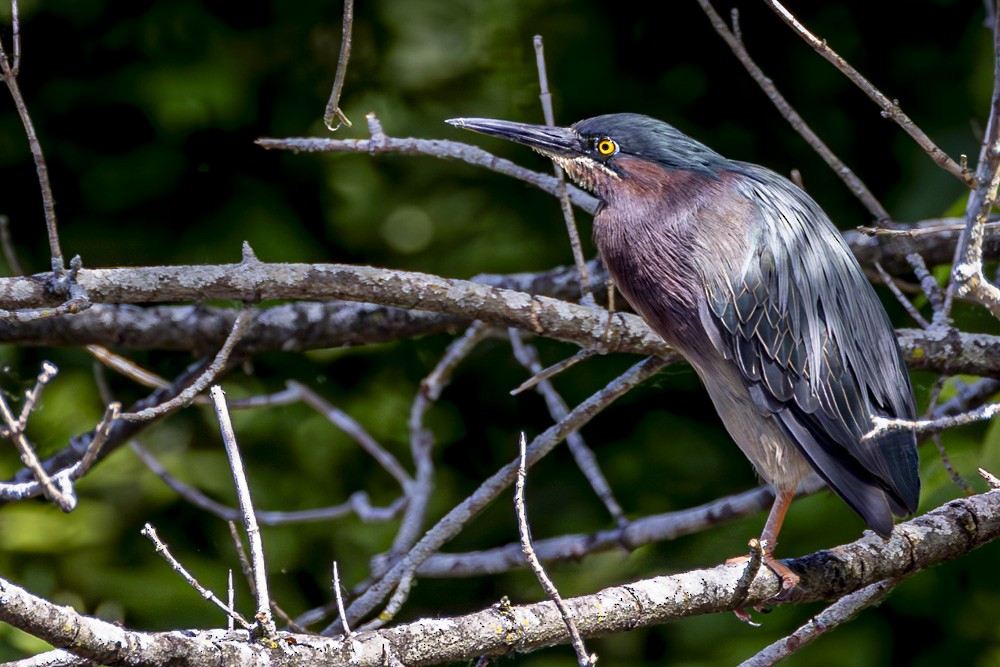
[333, 356, 667, 632]
[131, 440, 404, 525]
[511, 343, 601, 396]
[392, 322, 491, 558]
[0, 4, 65, 269]
[697, 1, 890, 219]
[739, 579, 897, 666]
[120, 308, 255, 422]
[952, 136, 1000, 317]
[515, 432, 595, 666]
[322, 0, 353, 130]
[0, 361, 74, 510]
[332, 562, 352, 638]
[140, 522, 252, 629]
[533, 34, 592, 303]
[763, 0, 972, 187]
[867, 401, 1000, 440]
[510, 329, 626, 526]
[211, 385, 274, 638]
[415, 477, 828, 578]
[257, 119, 599, 215]
[874, 262, 929, 328]
[293, 381, 413, 489]
[4, 488, 1000, 665]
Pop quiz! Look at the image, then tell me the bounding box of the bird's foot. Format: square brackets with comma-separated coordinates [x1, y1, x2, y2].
[727, 538, 799, 622]
[762, 553, 799, 601]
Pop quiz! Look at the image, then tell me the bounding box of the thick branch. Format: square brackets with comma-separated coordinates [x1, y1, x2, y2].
[3, 489, 998, 666]
[0, 261, 671, 358]
[0, 262, 998, 377]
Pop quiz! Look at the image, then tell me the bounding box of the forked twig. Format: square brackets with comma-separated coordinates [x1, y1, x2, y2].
[334, 356, 667, 633]
[141, 522, 252, 629]
[764, 0, 972, 187]
[697, 1, 889, 220]
[0, 0, 65, 270]
[0, 362, 74, 510]
[510, 330, 626, 526]
[120, 307, 255, 421]
[211, 385, 274, 638]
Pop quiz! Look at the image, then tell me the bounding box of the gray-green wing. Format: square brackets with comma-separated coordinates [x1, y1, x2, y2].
[701, 165, 919, 535]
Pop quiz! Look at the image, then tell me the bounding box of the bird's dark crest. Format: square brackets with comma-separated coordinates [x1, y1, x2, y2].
[573, 113, 731, 177]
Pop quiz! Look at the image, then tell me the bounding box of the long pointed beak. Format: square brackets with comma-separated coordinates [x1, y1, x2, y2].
[446, 117, 582, 158]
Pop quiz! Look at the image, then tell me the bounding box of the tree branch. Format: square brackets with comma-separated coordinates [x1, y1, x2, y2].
[3, 488, 998, 666]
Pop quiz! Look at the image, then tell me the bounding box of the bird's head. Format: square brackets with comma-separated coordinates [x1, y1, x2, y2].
[447, 113, 731, 200]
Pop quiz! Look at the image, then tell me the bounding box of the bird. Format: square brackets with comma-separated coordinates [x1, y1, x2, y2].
[447, 112, 920, 593]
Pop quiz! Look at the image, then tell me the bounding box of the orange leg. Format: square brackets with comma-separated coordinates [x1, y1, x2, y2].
[760, 485, 799, 594]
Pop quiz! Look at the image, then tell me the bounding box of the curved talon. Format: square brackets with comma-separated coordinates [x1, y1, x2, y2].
[763, 554, 799, 600]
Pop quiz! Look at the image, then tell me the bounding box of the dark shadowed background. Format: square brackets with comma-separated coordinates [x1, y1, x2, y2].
[0, 1, 997, 665]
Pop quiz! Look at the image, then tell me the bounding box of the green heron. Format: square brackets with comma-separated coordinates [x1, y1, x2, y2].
[448, 113, 920, 592]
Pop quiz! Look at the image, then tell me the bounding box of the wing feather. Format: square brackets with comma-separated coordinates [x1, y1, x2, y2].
[703, 165, 920, 530]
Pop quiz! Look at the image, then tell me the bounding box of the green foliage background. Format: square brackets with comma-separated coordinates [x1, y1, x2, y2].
[0, 1, 998, 664]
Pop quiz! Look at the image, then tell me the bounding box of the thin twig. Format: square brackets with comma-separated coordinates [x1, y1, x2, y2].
[908, 253, 946, 321]
[764, 0, 972, 187]
[292, 381, 413, 489]
[738, 579, 897, 666]
[78, 402, 120, 474]
[323, 0, 354, 130]
[515, 433, 595, 666]
[86, 345, 171, 390]
[140, 522, 252, 629]
[534, 35, 592, 304]
[0, 361, 74, 510]
[227, 570, 235, 633]
[332, 562, 352, 637]
[17, 360, 58, 430]
[510, 330, 626, 526]
[391, 322, 491, 559]
[333, 356, 666, 632]
[981, 467, 1000, 489]
[257, 122, 599, 215]
[9, 0, 20, 75]
[131, 440, 406, 524]
[697, 1, 889, 219]
[227, 521, 305, 633]
[120, 307, 255, 421]
[874, 262, 929, 328]
[867, 401, 1000, 439]
[859, 220, 1000, 237]
[923, 377, 973, 494]
[211, 385, 274, 638]
[0, 1, 64, 269]
[355, 568, 415, 633]
[511, 346, 601, 396]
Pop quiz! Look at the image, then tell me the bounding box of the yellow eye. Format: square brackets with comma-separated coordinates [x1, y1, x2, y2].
[596, 138, 617, 156]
